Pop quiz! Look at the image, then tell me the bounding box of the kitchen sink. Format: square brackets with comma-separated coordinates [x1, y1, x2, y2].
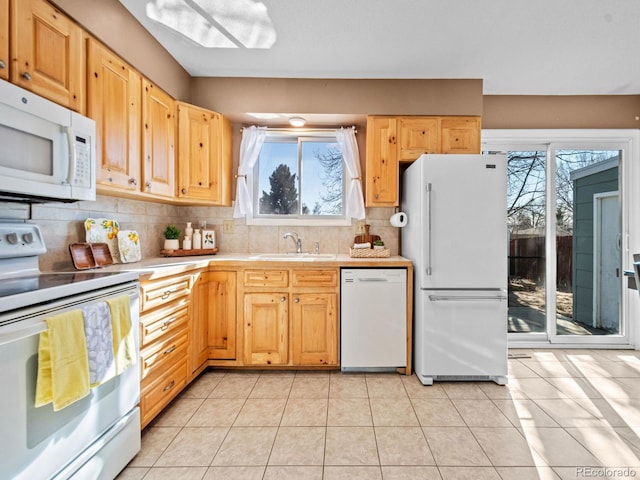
[249, 253, 337, 261]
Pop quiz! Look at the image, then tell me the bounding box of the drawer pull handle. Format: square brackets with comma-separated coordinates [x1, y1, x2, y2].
[161, 289, 176, 299]
[294, 298, 300, 303]
[163, 380, 176, 392]
[280, 296, 286, 302]
[160, 316, 177, 330]
[163, 345, 177, 355]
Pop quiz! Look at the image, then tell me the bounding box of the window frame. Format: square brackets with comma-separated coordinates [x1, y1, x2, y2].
[483, 128, 640, 348]
[246, 130, 351, 226]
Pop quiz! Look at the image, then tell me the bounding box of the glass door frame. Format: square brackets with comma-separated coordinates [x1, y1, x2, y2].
[483, 129, 640, 348]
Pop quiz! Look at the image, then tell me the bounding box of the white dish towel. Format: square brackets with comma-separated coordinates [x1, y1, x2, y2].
[81, 302, 116, 386]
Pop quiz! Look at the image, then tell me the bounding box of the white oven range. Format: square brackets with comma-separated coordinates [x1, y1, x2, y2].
[0, 223, 141, 480]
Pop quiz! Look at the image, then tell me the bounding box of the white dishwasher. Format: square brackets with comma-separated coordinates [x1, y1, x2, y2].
[340, 268, 407, 371]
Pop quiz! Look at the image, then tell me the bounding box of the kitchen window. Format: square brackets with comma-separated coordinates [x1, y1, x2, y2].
[246, 131, 349, 226]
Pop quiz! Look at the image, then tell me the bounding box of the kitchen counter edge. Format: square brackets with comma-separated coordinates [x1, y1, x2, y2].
[94, 253, 413, 278]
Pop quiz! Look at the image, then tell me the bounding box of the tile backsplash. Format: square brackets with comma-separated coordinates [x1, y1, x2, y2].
[0, 197, 401, 271]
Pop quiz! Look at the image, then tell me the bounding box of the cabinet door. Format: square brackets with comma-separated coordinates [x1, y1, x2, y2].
[208, 271, 237, 360]
[190, 271, 210, 375]
[11, 0, 84, 111]
[142, 79, 176, 197]
[243, 293, 288, 365]
[397, 117, 439, 161]
[177, 103, 218, 202]
[217, 114, 233, 206]
[0, 0, 8, 80]
[365, 116, 398, 207]
[87, 39, 141, 192]
[440, 117, 481, 154]
[291, 293, 338, 366]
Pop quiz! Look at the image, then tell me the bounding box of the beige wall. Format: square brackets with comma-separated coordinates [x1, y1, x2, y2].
[483, 95, 640, 129]
[191, 78, 483, 122]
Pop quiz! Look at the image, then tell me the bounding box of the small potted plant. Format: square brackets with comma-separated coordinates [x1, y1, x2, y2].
[373, 239, 385, 250]
[163, 224, 181, 250]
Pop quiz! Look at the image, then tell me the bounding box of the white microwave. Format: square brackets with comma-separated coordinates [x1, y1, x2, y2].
[0, 81, 96, 203]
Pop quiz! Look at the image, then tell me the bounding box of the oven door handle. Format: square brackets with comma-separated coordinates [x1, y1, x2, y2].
[0, 321, 46, 346]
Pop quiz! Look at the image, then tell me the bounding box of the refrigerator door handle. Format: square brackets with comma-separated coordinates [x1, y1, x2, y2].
[428, 294, 508, 302]
[425, 182, 432, 278]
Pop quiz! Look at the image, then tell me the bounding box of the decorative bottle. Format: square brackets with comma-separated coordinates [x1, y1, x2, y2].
[182, 237, 192, 250]
[192, 229, 202, 249]
[185, 222, 193, 239]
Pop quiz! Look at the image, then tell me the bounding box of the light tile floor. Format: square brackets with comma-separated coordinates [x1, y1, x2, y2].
[118, 349, 640, 480]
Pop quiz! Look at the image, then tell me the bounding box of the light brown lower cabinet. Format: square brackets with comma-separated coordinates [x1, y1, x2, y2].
[208, 271, 237, 360]
[139, 270, 192, 428]
[138, 265, 340, 427]
[190, 270, 210, 378]
[243, 292, 289, 365]
[291, 292, 338, 365]
[240, 268, 339, 367]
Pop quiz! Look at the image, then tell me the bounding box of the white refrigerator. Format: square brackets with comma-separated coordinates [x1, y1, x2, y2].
[401, 154, 508, 385]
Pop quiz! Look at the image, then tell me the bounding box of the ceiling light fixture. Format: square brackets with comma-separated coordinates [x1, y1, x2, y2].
[288, 116, 306, 127]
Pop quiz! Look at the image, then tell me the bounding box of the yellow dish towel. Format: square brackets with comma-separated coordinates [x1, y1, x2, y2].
[35, 310, 90, 411]
[107, 294, 136, 375]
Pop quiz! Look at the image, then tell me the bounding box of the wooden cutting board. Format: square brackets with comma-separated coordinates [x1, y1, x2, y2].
[354, 224, 381, 245]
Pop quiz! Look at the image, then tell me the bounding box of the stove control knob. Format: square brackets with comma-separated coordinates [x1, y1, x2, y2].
[7, 232, 18, 244]
[23, 232, 34, 244]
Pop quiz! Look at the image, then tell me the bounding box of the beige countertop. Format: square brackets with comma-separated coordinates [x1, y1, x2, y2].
[93, 252, 412, 277]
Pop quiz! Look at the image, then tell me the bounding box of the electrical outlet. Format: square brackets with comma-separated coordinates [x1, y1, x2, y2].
[222, 219, 235, 234]
[354, 221, 365, 234]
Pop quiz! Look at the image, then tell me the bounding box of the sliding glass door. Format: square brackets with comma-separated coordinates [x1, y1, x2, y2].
[553, 149, 621, 340]
[484, 131, 634, 346]
[506, 150, 547, 335]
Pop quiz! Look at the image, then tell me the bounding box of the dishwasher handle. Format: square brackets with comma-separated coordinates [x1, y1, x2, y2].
[428, 294, 507, 302]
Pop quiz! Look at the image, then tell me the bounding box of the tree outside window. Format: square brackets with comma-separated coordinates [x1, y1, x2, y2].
[255, 136, 345, 219]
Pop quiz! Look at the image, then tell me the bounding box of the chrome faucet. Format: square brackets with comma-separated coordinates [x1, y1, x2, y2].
[283, 232, 302, 253]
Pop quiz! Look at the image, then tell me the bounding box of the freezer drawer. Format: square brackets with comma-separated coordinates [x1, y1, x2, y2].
[340, 269, 407, 371]
[415, 289, 508, 385]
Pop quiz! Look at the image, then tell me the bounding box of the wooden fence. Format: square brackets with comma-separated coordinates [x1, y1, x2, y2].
[509, 235, 572, 291]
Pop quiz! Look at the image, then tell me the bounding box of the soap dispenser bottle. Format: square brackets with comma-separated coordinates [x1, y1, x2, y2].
[193, 229, 202, 249]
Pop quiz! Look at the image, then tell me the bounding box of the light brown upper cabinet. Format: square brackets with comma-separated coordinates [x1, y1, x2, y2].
[87, 38, 142, 194]
[142, 79, 176, 198]
[440, 116, 481, 154]
[397, 117, 440, 161]
[177, 102, 233, 205]
[366, 115, 481, 206]
[0, 0, 8, 80]
[365, 116, 399, 207]
[10, 0, 84, 112]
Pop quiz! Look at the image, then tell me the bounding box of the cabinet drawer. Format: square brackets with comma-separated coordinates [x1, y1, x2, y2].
[292, 269, 338, 288]
[140, 329, 188, 385]
[140, 357, 188, 428]
[140, 301, 189, 347]
[140, 274, 192, 312]
[243, 269, 289, 287]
